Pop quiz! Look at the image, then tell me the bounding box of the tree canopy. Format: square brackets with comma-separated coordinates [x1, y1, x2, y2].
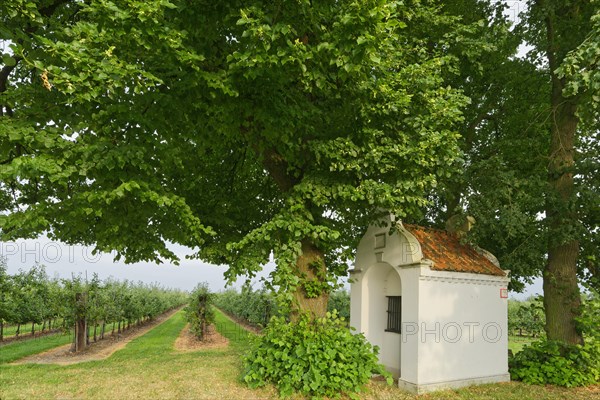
[1, 0, 482, 312]
[2, 0, 598, 341]
[419, 0, 599, 344]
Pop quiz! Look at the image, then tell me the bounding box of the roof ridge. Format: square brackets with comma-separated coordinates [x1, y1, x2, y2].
[402, 223, 446, 233]
[402, 223, 506, 277]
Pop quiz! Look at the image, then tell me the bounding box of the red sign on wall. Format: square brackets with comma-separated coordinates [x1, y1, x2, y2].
[500, 288, 508, 298]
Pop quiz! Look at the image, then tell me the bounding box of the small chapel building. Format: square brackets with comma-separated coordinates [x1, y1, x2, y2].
[349, 215, 511, 394]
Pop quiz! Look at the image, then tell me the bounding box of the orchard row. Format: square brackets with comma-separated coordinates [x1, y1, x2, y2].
[213, 285, 350, 329]
[0, 261, 187, 341]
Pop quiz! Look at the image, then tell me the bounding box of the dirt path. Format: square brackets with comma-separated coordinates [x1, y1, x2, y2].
[173, 323, 229, 352]
[12, 307, 183, 366]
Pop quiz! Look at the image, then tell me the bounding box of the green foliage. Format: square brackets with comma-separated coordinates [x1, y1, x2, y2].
[327, 290, 350, 320]
[214, 286, 278, 328]
[243, 312, 391, 399]
[420, 0, 551, 293]
[577, 289, 600, 341]
[0, 258, 15, 332]
[509, 339, 599, 387]
[59, 274, 186, 330]
[556, 0, 600, 125]
[508, 297, 546, 338]
[0, 0, 473, 314]
[185, 282, 215, 340]
[6, 264, 52, 332]
[509, 290, 600, 387]
[215, 286, 351, 328]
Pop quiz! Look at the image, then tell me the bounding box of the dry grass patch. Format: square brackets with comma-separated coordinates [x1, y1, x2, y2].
[363, 380, 600, 400]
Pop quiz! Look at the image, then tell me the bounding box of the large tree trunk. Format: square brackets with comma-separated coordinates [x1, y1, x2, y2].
[291, 240, 329, 320]
[258, 141, 331, 320]
[260, 147, 331, 319]
[543, 96, 583, 345]
[543, 23, 583, 344]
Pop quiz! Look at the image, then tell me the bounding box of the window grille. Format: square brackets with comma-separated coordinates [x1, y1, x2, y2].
[386, 296, 402, 333]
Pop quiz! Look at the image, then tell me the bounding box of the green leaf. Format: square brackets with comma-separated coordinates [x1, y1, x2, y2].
[2, 54, 16, 67]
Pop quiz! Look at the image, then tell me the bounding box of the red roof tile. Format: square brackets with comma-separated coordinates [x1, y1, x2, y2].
[404, 224, 506, 277]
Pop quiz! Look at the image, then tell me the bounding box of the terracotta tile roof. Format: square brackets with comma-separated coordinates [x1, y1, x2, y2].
[404, 224, 506, 276]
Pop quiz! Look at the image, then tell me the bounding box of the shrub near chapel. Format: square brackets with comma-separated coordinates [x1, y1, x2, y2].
[509, 289, 600, 386]
[244, 312, 391, 399]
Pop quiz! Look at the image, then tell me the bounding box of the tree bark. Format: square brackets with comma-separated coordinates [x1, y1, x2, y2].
[75, 318, 87, 352]
[291, 240, 329, 320]
[542, 8, 584, 346]
[74, 292, 87, 352]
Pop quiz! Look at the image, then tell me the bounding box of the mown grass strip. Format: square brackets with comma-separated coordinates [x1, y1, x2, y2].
[213, 308, 256, 348]
[108, 309, 188, 361]
[0, 332, 73, 364]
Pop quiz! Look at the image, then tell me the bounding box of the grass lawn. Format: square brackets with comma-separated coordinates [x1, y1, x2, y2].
[1, 310, 598, 400]
[0, 332, 73, 364]
[0, 310, 276, 400]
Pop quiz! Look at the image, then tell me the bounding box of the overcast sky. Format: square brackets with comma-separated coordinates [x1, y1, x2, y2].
[1, 235, 542, 299]
[1, 236, 276, 292]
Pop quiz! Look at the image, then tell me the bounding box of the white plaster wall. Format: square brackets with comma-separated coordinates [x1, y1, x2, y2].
[380, 270, 402, 375]
[415, 268, 510, 385]
[361, 264, 392, 350]
[350, 262, 407, 378]
[397, 266, 421, 384]
[354, 218, 422, 270]
[349, 273, 363, 333]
